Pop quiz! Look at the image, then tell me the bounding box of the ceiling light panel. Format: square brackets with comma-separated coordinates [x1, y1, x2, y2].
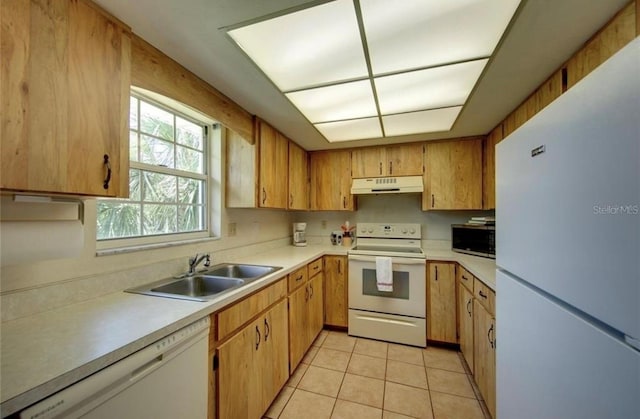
[375, 59, 488, 115]
[382, 107, 462, 136]
[286, 80, 377, 123]
[228, 0, 368, 91]
[360, 0, 521, 75]
[315, 117, 382, 142]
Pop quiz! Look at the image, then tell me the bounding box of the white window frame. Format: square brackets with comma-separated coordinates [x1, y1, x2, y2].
[96, 90, 220, 254]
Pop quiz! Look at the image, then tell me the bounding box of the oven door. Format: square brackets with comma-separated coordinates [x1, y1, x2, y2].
[348, 254, 426, 318]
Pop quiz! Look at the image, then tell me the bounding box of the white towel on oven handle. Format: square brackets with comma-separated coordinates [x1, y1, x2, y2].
[376, 256, 393, 292]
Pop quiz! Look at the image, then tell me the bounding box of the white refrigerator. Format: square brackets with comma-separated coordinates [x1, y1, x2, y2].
[496, 37, 640, 419]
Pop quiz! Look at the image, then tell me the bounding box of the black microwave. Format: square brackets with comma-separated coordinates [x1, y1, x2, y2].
[452, 224, 496, 259]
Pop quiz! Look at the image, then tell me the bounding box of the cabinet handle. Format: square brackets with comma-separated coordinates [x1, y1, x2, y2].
[103, 154, 112, 190]
[434, 265, 438, 281]
[305, 285, 309, 302]
[290, 193, 293, 207]
[255, 325, 261, 350]
[389, 161, 393, 175]
[379, 162, 382, 175]
[479, 290, 488, 299]
[342, 196, 346, 208]
[262, 188, 266, 205]
[462, 275, 469, 282]
[431, 194, 435, 208]
[488, 323, 494, 349]
[309, 283, 314, 298]
[296, 275, 303, 282]
[264, 318, 270, 342]
[466, 299, 472, 316]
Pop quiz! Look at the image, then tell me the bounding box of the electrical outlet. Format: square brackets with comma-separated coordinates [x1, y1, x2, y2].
[321, 220, 327, 229]
[228, 222, 237, 237]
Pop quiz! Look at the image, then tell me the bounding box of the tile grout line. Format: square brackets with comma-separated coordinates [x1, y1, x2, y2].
[424, 354, 436, 419]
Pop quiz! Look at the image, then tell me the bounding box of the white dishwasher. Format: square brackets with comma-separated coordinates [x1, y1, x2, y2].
[20, 316, 210, 419]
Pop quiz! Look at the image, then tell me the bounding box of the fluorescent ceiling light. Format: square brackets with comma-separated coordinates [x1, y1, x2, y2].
[382, 107, 463, 136]
[228, 0, 367, 91]
[286, 80, 377, 123]
[315, 118, 382, 142]
[360, 0, 521, 75]
[228, 0, 520, 142]
[375, 59, 488, 115]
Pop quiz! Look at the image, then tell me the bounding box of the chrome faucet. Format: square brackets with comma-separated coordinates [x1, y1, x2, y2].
[188, 253, 211, 275]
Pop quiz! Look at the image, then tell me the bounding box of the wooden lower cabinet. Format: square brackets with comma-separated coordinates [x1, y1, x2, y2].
[288, 283, 309, 370]
[427, 262, 457, 343]
[323, 256, 348, 327]
[458, 285, 474, 371]
[474, 298, 496, 419]
[217, 300, 288, 419]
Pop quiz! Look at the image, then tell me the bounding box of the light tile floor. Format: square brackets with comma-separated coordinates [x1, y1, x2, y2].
[265, 331, 492, 419]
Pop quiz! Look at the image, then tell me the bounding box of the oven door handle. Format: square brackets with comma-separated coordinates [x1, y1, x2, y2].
[347, 255, 426, 265]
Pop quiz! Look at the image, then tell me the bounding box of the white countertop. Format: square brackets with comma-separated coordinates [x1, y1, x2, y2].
[0, 243, 494, 416]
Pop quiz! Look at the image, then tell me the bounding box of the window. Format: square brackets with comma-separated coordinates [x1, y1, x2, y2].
[97, 94, 214, 244]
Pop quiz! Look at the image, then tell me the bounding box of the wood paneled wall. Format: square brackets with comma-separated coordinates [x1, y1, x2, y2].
[130, 35, 254, 141]
[498, 1, 637, 140]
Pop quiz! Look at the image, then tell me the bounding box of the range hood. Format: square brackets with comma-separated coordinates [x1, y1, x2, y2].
[351, 176, 424, 195]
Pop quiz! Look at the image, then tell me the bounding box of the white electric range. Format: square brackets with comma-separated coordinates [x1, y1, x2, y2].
[347, 223, 427, 347]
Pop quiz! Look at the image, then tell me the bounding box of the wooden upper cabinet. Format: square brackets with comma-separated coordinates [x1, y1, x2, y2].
[483, 126, 503, 210]
[310, 150, 354, 211]
[288, 141, 309, 210]
[256, 119, 288, 209]
[1, 0, 131, 197]
[423, 139, 483, 210]
[386, 143, 424, 176]
[352, 143, 423, 178]
[351, 147, 386, 178]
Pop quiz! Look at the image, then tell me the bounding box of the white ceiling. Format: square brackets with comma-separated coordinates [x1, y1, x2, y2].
[95, 0, 629, 150]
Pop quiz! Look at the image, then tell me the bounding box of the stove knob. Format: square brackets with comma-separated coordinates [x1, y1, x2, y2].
[401, 228, 407, 234]
[410, 228, 416, 234]
[360, 228, 366, 234]
[368, 228, 374, 234]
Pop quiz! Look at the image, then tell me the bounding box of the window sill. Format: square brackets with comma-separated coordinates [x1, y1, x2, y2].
[96, 236, 220, 257]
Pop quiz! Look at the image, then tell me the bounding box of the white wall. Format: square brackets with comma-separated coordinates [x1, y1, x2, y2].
[295, 194, 494, 245]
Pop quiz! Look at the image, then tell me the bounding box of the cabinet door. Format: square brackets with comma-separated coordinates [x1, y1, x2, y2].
[310, 151, 354, 211]
[323, 256, 348, 327]
[458, 285, 474, 371]
[351, 147, 385, 178]
[307, 272, 324, 345]
[474, 299, 496, 419]
[423, 139, 482, 210]
[288, 141, 309, 210]
[386, 143, 424, 176]
[258, 120, 288, 208]
[260, 300, 289, 413]
[1, 0, 130, 197]
[288, 283, 309, 372]
[217, 316, 261, 419]
[427, 262, 457, 343]
[482, 126, 502, 210]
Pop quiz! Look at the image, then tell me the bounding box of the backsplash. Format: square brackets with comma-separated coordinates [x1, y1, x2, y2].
[296, 194, 494, 242]
[1, 200, 292, 321]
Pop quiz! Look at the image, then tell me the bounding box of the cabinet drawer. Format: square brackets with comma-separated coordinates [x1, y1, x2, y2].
[457, 266, 475, 292]
[474, 278, 495, 315]
[287, 266, 309, 292]
[217, 278, 286, 341]
[308, 258, 323, 278]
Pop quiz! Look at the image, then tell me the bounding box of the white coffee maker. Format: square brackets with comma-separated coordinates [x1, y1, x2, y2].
[293, 222, 307, 247]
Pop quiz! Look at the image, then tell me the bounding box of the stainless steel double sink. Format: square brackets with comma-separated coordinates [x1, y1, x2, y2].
[125, 263, 282, 302]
